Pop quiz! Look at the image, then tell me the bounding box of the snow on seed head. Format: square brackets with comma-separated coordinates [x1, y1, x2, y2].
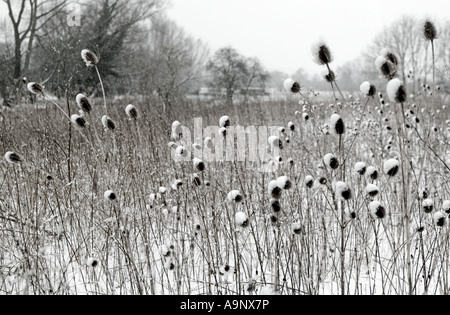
[71, 114, 87, 128]
[86, 257, 99, 268]
[276, 176, 292, 190]
[288, 122, 295, 131]
[303, 113, 310, 121]
[422, 199, 434, 214]
[324, 153, 339, 170]
[330, 114, 345, 135]
[335, 181, 352, 201]
[204, 137, 213, 149]
[380, 48, 399, 66]
[219, 116, 230, 128]
[365, 184, 379, 197]
[27, 82, 44, 95]
[375, 56, 396, 79]
[268, 180, 282, 199]
[443, 201, 450, 214]
[104, 190, 117, 201]
[305, 176, 314, 189]
[81, 49, 99, 67]
[434, 212, 446, 227]
[159, 245, 171, 257]
[102, 115, 116, 131]
[5, 151, 22, 164]
[125, 104, 139, 120]
[76, 94, 93, 113]
[311, 39, 333, 65]
[384, 159, 400, 177]
[360, 81, 377, 97]
[235, 212, 249, 228]
[219, 127, 227, 137]
[172, 121, 183, 138]
[321, 68, 335, 83]
[227, 190, 243, 203]
[355, 162, 367, 175]
[387, 79, 407, 103]
[283, 78, 301, 93]
[369, 201, 386, 219]
[268, 136, 283, 149]
[423, 20, 438, 41]
[292, 222, 303, 235]
[193, 158, 205, 172]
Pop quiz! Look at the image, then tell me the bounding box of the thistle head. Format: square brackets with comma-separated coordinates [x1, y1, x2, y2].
[81, 49, 99, 67]
[283, 78, 301, 93]
[311, 39, 333, 65]
[387, 79, 407, 103]
[423, 20, 438, 41]
[360, 81, 377, 97]
[125, 104, 139, 120]
[27, 82, 44, 95]
[76, 94, 93, 114]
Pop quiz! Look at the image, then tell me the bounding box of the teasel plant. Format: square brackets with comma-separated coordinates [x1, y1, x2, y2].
[311, 39, 346, 103]
[422, 20, 438, 97]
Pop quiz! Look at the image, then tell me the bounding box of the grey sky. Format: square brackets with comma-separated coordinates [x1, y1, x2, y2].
[167, 0, 450, 75]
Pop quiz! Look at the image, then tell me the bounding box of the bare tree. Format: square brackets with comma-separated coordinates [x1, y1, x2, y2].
[144, 17, 209, 111]
[207, 47, 268, 105]
[3, 0, 68, 83]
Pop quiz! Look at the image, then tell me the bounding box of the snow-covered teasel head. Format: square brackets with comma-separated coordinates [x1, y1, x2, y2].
[71, 114, 87, 128]
[235, 212, 249, 228]
[268, 136, 283, 150]
[311, 39, 333, 65]
[193, 158, 205, 172]
[375, 56, 397, 79]
[76, 94, 93, 114]
[81, 49, 99, 67]
[369, 201, 386, 219]
[86, 257, 99, 268]
[324, 153, 339, 170]
[335, 181, 352, 201]
[442, 200, 450, 214]
[283, 78, 301, 93]
[321, 68, 335, 83]
[355, 162, 367, 176]
[360, 81, 377, 97]
[330, 114, 345, 135]
[204, 137, 213, 149]
[384, 159, 400, 177]
[104, 190, 117, 201]
[422, 199, 434, 214]
[228, 190, 243, 203]
[305, 175, 314, 189]
[387, 79, 407, 103]
[172, 121, 183, 138]
[292, 222, 303, 235]
[276, 176, 292, 190]
[380, 48, 399, 66]
[434, 212, 446, 227]
[4, 151, 22, 164]
[125, 104, 139, 120]
[27, 82, 44, 95]
[365, 184, 379, 197]
[268, 180, 282, 200]
[102, 115, 116, 131]
[219, 116, 230, 128]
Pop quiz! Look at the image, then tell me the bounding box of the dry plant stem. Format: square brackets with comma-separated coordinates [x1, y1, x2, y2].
[95, 66, 108, 115]
[395, 101, 413, 295]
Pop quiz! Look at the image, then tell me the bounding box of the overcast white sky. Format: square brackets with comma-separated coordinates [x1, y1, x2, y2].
[166, 0, 450, 75]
